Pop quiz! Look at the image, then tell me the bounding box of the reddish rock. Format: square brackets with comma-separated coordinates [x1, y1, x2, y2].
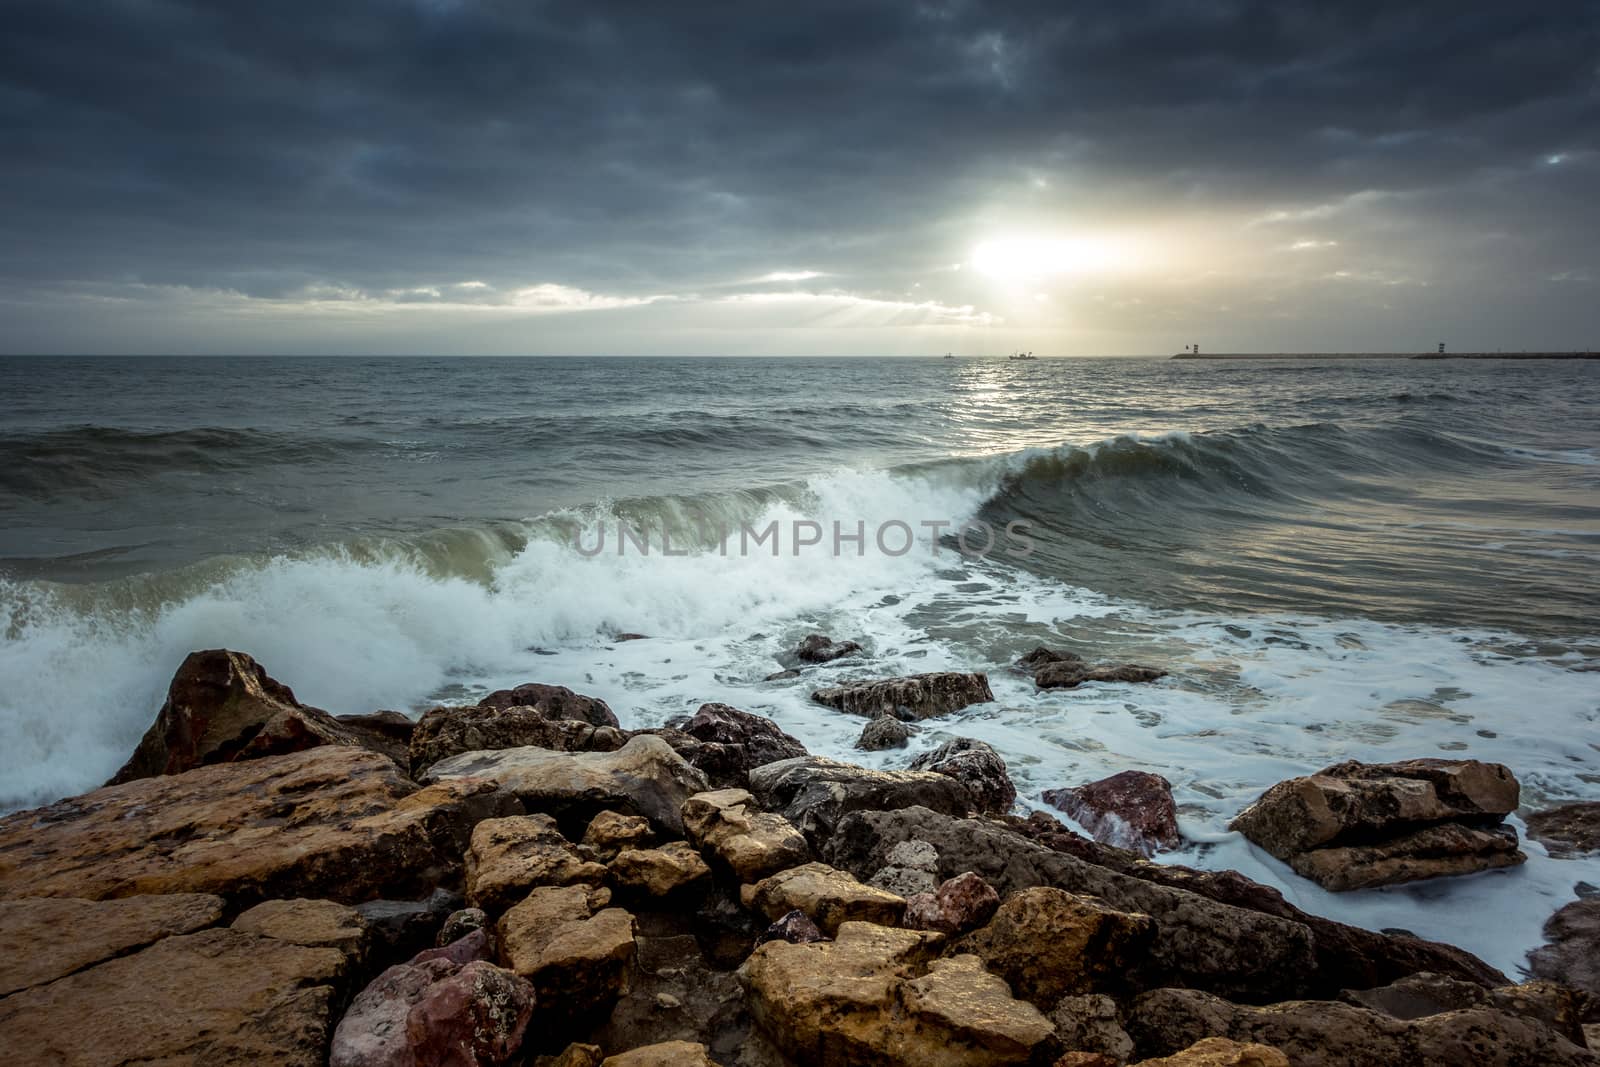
[908, 738, 1017, 815]
[476, 684, 620, 728]
[404, 961, 536, 1067]
[1044, 770, 1182, 856]
[678, 703, 808, 770]
[412, 929, 493, 968]
[758, 909, 828, 945]
[903, 871, 1000, 935]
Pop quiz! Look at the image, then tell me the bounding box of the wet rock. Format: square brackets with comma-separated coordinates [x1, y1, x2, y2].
[1048, 994, 1134, 1063]
[857, 714, 913, 751]
[1126, 986, 1596, 1067]
[426, 735, 710, 837]
[1230, 759, 1525, 890]
[794, 633, 863, 663]
[681, 788, 812, 882]
[739, 921, 1053, 1067]
[0, 893, 225, 997]
[811, 671, 995, 721]
[477, 683, 621, 728]
[1133, 1038, 1289, 1066]
[1527, 802, 1600, 857]
[231, 898, 368, 968]
[748, 756, 977, 845]
[404, 960, 537, 1067]
[763, 669, 802, 682]
[909, 738, 1017, 815]
[602, 1041, 721, 1066]
[759, 909, 828, 945]
[497, 884, 636, 1025]
[956, 886, 1156, 1007]
[584, 811, 656, 861]
[1014, 646, 1086, 674]
[410, 704, 627, 776]
[678, 702, 808, 770]
[356, 888, 463, 961]
[868, 839, 941, 897]
[742, 862, 907, 936]
[437, 908, 490, 947]
[466, 814, 607, 914]
[1034, 663, 1167, 690]
[0, 746, 515, 905]
[0, 926, 355, 1066]
[1528, 898, 1600, 998]
[903, 871, 1000, 935]
[109, 649, 402, 783]
[608, 842, 713, 900]
[1043, 771, 1182, 856]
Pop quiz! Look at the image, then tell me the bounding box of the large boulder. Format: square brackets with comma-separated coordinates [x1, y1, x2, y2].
[748, 756, 977, 845]
[824, 806, 1503, 1002]
[230, 898, 370, 972]
[742, 862, 907, 936]
[607, 842, 712, 900]
[1528, 898, 1600, 998]
[1340, 972, 1591, 1047]
[676, 702, 809, 773]
[108, 649, 403, 783]
[908, 738, 1017, 815]
[681, 788, 812, 882]
[465, 814, 607, 914]
[1126, 987, 1598, 1067]
[811, 672, 995, 721]
[1229, 759, 1524, 890]
[0, 925, 359, 1066]
[0, 746, 515, 905]
[476, 683, 621, 728]
[497, 885, 636, 1025]
[410, 704, 626, 777]
[1043, 770, 1182, 856]
[954, 886, 1156, 1007]
[738, 921, 1054, 1066]
[0, 893, 225, 997]
[1526, 802, 1600, 858]
[425, 735, 710, 837]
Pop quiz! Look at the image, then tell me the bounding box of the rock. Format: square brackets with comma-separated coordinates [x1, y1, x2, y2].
[333, 710, 417, 766]
[742, 862, 907, 936]
[0, 746, 515, 905]
[231, 898, 368, 967]
[868, 839, 942, 897]
[1341, 973, 1590, 1046]
[748, 756, 978, 845]
[1527, 802, 1600, 857]
[764, 669, 802, 682]
[760, 909, 829, 944]
[588, 928, 750, 1061]
[614, 633, 650, 642]
[1034, 663, 1167, 690]
[1133, 1038, 1289, 1067]
[427, 735, 710, 837]
[1048, 994, 1134, 1063]
[477, 683, 621, 728]
[356, 888, 463, 961]
[1126, 987, 1597, 1067]
[1528, 898, 1600, 997]
[0, 893, 225, 997]
[410, 704, 627, 776]
[794, 633, 863, 663]
[332, 956, 460, 1067]
[1055, 1055, 1119, 1067]
[1230, 759, 1525, 890]
[1043, 771, 1182, 856]
[497, 885, 636, 1024]
[0, 926, 354, 1066]
[811, 672, 995, 721]
[608, 842, 713, 900]
[108, 649, 400, 783]
[858, 715, 913, 751]
[1014, 646, 1085, 673]
[404, 960, 537, 1067]
[903, 871, 999, 935]
[542, 1045, 604, 1067]
[739, 921, 1053, 1067]
[678, 702, 809, 773]
[681, 788, 812, 882]
[414, 928, 494, 967]
[466, 814, 608, 914]
[909, 738, 1017, 815]
[602, 1041, 721, 1066]
[956, 886, 1155, 1007]
[584, 811, 656, 860]
[437, 908, 490, 947]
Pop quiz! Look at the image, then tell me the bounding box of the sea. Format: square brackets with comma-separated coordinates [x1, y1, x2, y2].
[2, 354, 1597, 975]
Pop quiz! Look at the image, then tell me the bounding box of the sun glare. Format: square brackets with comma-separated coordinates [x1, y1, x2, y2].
[971, 235, 1135, 281]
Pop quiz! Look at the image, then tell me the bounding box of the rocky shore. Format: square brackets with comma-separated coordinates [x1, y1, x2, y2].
[0, 646, 1596, 1065]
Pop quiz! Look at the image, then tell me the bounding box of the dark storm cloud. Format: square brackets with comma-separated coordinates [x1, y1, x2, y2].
[0, 0, 1596, 347]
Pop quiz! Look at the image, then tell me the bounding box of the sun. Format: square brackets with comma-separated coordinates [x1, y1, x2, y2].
[971, 235, 1135, 281]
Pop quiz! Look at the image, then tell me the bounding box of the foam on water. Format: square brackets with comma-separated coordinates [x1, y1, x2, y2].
[1, 460, 1597, 978]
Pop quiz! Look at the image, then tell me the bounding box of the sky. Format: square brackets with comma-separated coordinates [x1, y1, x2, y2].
[1, 1, 1597, 356]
